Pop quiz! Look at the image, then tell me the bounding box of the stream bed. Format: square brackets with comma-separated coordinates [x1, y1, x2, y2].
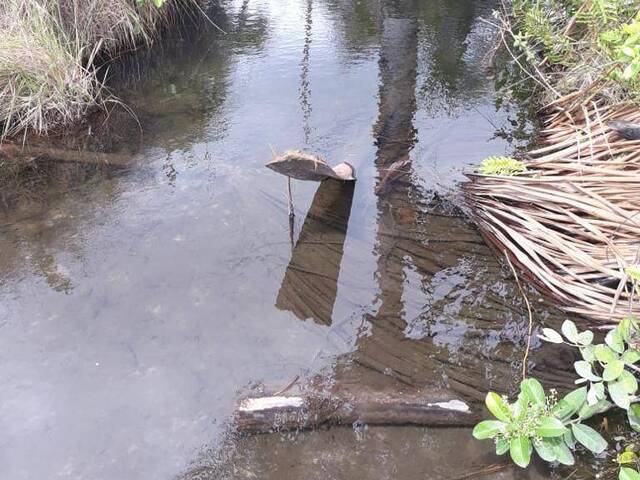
[0, 1, 609, 479]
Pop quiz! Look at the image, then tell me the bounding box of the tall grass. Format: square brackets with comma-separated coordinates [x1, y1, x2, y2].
[0, 0, 185, 139]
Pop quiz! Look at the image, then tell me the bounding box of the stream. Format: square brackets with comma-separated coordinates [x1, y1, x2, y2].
[0, 1, 607, 479]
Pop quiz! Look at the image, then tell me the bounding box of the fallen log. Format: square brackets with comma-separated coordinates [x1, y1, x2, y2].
[234, 381, 480, 433]
[0, 143, 134, 167]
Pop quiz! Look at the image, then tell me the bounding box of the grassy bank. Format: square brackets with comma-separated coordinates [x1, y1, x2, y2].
[0, 0, 195, 139]
[495, 0, 640, 105]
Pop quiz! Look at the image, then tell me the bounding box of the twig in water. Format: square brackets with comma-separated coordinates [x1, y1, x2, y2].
[273, 375, 300, 396]
[452, 462, 510, 480]
[286, 176, 294, 218]
[504, 251, 534, 380]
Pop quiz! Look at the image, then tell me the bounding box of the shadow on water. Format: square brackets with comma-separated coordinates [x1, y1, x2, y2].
[0, 1, 603, 480]
[276, 180, 355, 325]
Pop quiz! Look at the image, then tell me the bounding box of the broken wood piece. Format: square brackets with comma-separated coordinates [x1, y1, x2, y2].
[234, 382, 479, 433]
[265, 150, 356, 181]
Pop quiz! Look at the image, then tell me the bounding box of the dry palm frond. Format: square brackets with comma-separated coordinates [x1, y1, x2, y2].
[464, 99, 640, 323]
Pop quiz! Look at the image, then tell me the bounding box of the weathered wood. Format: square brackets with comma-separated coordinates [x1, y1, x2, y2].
[265, 150, 356, 181]
[234, 381, 480, 433]
[0, 143, 134, 167]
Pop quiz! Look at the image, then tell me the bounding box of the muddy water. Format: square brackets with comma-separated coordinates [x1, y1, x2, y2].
[0, 1, 595, 480]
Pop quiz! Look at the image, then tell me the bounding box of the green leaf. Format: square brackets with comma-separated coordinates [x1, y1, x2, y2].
[571, 423, 607, 454]
[511, 392, 529, 421]
[619, 451, 638, 464]
[552, 439, 575, 466]
[553, 387, 587, 420]
[521, 378, 545, 406]
[473, 420, 505, 439]
[575, 361, 602, 382]
[607, 329, 625, 354]
[539, 328, 563, 343]
[577, 330, 594, 346]
[533, 439, 556, 462]
[628, 404, 640, 432]
[564, 429, 576, 449]
[496, 437, 509, 455]
[152, 0, 166, 6]
[485, 392, 511, 422]
[594, 382, 605, 399]
[618, 370, 638, 394]
[623, 349, 640, 365]
[610, 380, 632, 409]
[582, 345, 596, 362]
[595, 344, 617, 364]
[587, 382, 602, 405]
[603, 360, 625, 381]
[579, 399, 612, 420]
[535, 417, 567, 437]
[562, 320, 579, 343]
[622, 61, 640, 81]
[620, 467, 640, 480]
[619, 317, 636, 342]
[509, 436, 532, 468]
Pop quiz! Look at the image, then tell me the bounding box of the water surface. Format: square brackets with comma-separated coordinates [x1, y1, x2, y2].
[0, 1, 585, 479]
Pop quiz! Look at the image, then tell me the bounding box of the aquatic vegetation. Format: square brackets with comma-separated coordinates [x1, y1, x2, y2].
[0, 0, 195, 138]
[474, 318, 640, 478]
[478, 156, 527, 176]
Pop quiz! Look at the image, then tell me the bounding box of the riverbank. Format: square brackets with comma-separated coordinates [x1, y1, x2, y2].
[0, 0, 199, 139]
[464, 0, 640, 324]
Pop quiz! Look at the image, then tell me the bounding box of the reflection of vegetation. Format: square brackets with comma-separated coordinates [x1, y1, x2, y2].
[321, 0, 380, 57]
[106, 0, 270, 150]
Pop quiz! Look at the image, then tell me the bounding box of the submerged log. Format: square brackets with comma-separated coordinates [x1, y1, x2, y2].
[0, 143, 134, 167]
[234, 381, 480, 433]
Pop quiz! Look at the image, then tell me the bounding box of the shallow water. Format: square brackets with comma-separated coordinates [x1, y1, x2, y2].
[0, 1, 596, 479]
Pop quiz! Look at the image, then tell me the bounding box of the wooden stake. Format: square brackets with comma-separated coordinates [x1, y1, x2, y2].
[287, 176, 294, 218]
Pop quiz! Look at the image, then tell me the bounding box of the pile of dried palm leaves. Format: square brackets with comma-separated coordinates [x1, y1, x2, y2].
[464, 99, 640, 323]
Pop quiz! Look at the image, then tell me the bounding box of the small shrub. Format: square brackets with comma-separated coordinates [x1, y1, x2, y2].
[474, 317, 640, 479]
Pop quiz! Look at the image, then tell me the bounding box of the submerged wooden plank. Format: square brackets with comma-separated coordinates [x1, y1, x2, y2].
[234, 382, 479, 433]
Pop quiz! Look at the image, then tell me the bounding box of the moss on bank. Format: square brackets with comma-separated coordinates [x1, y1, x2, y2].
[0, 0, 198, 138]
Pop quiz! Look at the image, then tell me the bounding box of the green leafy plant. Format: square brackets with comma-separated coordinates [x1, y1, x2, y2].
[479, 156, 528, 176]
[136, 0, 167, 7]
[627, 266, 640, 297]
[473, 377, 606, 467]
[539, 318, 640, 412]
[474, 317, 640, 478]
[600, 12, 640, 83]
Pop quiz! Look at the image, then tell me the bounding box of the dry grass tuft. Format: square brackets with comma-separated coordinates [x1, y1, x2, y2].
[0, 0, 188, 138]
